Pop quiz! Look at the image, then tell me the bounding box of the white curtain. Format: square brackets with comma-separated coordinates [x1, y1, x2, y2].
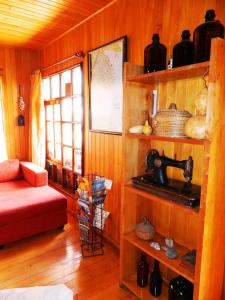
[0, 77, 7, 162]
[29, 70, 45, 167]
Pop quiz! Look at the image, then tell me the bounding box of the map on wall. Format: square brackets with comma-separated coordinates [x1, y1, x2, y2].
[88, 36, 127, 134]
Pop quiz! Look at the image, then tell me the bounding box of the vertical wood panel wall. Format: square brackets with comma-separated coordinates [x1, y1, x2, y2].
[40, 0, 225, 246]
[0, 48, 40, 160]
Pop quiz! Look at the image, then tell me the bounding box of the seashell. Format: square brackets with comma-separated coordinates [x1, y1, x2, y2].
[165, 248, 178, 259]
[161, 245, 168, 252]
[129, 125, 144, 134]
[150, 241, 161, 251]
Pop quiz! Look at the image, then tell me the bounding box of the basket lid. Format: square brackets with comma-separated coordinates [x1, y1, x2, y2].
[154, 103, 192, 119]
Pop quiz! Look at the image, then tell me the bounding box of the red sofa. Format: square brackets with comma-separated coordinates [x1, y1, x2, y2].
[0, 159, 67, 247]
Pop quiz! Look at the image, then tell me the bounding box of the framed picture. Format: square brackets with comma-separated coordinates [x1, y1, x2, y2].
[88, 36, 127, 134]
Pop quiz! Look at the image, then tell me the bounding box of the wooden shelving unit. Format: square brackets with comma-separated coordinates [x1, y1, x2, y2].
[120, 38, 225, 300]
[127, 61, 209, 84]
[121, 274, 168, 300]
[126, 133, 207, 145]
[124, 231, 194, 283]
[125, 184, 199, 215]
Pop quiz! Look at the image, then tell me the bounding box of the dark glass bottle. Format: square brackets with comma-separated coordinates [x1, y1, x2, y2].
[144, 33, 167, 73]
[193, 9, 224, 63]
[137, 255, 149, 287]
[149, 259, 162, 297]
[173, 30, 194, 68]
[168, 275, 194, 300]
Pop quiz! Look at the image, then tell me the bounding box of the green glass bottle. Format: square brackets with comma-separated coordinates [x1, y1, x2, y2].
[149, 259, 162, 297]
[137, 255, 149, 287]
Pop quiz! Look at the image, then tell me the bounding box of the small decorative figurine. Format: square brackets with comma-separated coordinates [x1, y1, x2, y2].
[142, 120, 152, 136]
[164, 237, 178, 259]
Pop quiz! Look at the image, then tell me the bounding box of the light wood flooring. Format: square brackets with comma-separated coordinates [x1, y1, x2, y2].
[0, 215, 136, 299]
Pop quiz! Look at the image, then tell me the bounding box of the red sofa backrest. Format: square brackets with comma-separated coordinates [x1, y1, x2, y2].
[0, 159, 22, 183]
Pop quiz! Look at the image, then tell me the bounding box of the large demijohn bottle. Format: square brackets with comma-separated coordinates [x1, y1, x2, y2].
[173, 30, 194, 67]
[168, 275, 194, 300]
[149, 259, 162, 297]
[144, 33, 167, 73]
[193, 9, 224, 63]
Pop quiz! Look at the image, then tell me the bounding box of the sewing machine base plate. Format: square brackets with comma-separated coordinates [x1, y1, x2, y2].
[131, 175, 200, 208]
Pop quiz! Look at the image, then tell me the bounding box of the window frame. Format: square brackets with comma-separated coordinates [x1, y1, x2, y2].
[43, 63, 84, 179]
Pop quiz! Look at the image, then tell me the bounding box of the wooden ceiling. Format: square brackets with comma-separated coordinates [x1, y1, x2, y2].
[0, 0, 114, 49]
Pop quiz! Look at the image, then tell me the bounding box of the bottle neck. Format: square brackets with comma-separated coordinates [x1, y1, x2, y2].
[141, 255, 146, 261]
[181, 30, 191, 41]
[152, 34, 160, 45]
[205, 10, 216, 22]
[153, 260, 159, 271]
[153, 38, 159, 45]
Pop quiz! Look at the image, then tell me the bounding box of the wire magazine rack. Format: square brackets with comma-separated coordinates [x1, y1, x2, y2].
[77, 174, 106, 257]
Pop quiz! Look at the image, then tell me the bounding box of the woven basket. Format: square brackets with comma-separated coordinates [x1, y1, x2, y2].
[152, 103, 192, 137]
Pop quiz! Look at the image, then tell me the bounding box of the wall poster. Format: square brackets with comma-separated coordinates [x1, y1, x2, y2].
[88, 36, 127, 134]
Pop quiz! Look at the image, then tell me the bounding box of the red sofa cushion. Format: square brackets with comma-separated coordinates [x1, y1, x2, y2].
[0, 180, 67, 226]
[0, 159, 22, 183]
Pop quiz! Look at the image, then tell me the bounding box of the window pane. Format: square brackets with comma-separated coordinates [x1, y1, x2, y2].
[73, 97, 82, 122]
[47, 142, 54, 159]
[46, 105, 53, 121]
[72, 66, 82, 95]
[74, 124, 82, 149]
[54, 104, 60, 121]
[43, 78, 50, 100]
[55, 144, 61, 161]
[62, 123, 72, 146]
[54, 122, 61, 143]
[51, 74, 60, 98]
[61, 70, 71, 97]
[61, 98, 72, 121]
[47, 122, 54, 141]
[74, 149, 82, 174]
[63, 147, 72, 168]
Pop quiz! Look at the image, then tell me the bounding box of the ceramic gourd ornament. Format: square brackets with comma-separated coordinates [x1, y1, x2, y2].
[184, 115, 206, 139]
[184, 84, 208, 139]
[194, 87, 207, 115]
[143, 120, 152, 135]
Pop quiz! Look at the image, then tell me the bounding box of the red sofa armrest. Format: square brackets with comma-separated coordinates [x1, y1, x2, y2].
[20, 162, 48, 187]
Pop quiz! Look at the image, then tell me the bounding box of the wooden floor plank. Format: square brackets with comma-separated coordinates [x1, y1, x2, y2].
[0, 215, 136, 299]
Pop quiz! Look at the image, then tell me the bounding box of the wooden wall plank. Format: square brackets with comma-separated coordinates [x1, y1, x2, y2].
[0, 47, 40, 161]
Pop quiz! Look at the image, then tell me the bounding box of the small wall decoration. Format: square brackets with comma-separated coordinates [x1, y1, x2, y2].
[88, 36, 127, 134]
[18, 85, 25, 126]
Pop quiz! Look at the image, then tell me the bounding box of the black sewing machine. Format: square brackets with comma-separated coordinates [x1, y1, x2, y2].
[131, 149, 201, 208]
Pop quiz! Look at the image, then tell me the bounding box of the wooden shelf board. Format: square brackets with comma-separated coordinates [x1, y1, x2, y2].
[126, 61, 210, 84]
[126, 133, 206, 145]
[123, 231, 195, 283]
[125, 184, 199, 216]
[121, 274, 168, 299]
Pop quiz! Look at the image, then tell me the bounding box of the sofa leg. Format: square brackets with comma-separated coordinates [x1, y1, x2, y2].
[58, 225, 64, 230]
[0, 245, 5, 250]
